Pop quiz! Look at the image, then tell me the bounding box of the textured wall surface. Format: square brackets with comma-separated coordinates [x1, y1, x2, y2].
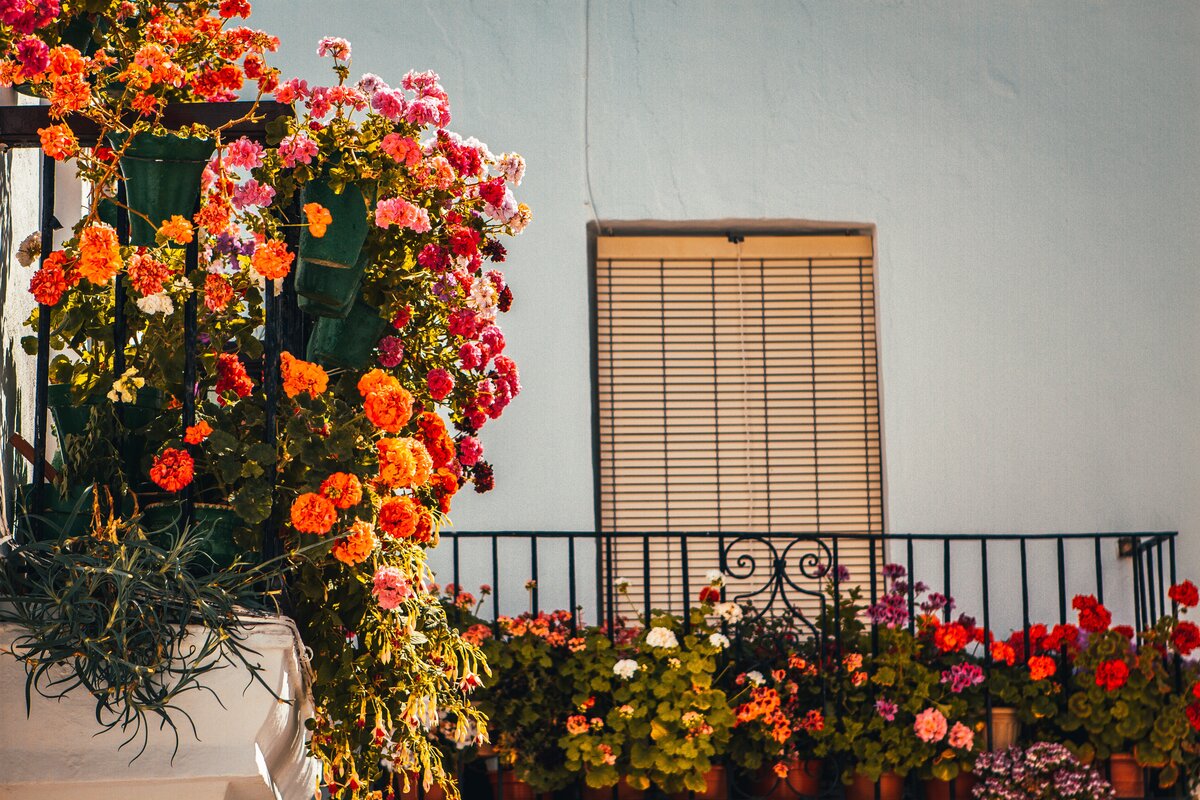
[4, 3, 1197, 627]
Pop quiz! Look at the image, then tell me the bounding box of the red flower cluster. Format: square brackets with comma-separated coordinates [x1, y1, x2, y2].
[1072, 595, 1112, 633]
[1094, 658, 1129, 692]
[1172, 620, 1200, 656]
[1169, 580, 1199, 609]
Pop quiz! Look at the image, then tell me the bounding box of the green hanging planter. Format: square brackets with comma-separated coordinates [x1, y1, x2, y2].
[142, 502, 242, 571]
[49, 383, 164, 442]
[306, 298, 387, 370]
[295, 252, 368, 318]
[107, 131, 215, 247]
[298, 178, 368, 268]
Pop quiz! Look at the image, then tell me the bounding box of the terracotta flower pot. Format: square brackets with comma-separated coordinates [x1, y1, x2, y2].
[922, 773, 978, 800]
[395, 772, 447, 800]
[669, 764, 728, 799]
[107, 131, 215, 247]
[487, 769, 545, 800]
[845, 772, 905, 800]
[752, 759, 822, 798]
[1107, 754, 1145, 799]
[985, 707, 1020, 751]
[306, 297, 387, 370]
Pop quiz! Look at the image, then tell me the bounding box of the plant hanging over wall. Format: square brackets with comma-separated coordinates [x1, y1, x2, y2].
[1, 3, 528, 798]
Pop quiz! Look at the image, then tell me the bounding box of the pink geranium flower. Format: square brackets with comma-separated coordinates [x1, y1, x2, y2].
[914, 708, 948, 743]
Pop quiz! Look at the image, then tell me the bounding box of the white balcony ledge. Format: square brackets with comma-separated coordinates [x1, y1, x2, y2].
[0, 616, 321, 800]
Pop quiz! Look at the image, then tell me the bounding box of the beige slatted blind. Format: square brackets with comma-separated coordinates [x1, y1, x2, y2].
[594, 235, 883, 617]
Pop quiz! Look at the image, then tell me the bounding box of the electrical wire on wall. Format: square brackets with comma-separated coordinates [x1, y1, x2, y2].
[583, 0, 603, 231]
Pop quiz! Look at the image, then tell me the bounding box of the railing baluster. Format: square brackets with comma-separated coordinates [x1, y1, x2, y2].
[29, 154, 55, 530]
[1094, 535, 1105, 606]
[1019, 538, 1030, 649]
[981, 538, 993, 747]
[905, 537, 915, 634]
[530, 534, 539, 612]
[942, 538, 951, 623]
[491, 535, 501, 632]
[182, 227, 198, 527]
[1056, 537, 1067, 625]
[568, 535, 578, 631]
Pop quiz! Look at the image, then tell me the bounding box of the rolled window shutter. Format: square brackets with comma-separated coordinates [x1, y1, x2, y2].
[595, 235, 883, 617]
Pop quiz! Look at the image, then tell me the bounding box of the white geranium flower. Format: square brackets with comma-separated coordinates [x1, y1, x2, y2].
[614, 576, 631, 592]
[136, 292, 174, 315]
[746, 670, 765, 686]
[709, 633, 730, 650]
[715, 601, 744, 624]
[705, 569, 725, 587]
[645, 626, 678, 650]
[107, 367, 145, 403]
[613, 658, 639, 680]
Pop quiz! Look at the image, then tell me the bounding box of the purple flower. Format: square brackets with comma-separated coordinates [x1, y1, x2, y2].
[817, 564, 851, 582]
[882, 563, 907, 579]
[940, 662, 984, 693]
[875, 699, 897, 721]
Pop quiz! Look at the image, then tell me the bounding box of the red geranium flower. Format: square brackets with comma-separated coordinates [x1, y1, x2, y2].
[1095, 658, 1129, 692]
[1169, 580, 1199, 609]
[1172, 620, 1200, 656]
[1072, 594, 1112, 633]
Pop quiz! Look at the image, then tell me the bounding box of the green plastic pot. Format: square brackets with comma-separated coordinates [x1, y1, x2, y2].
[142, 502, 242, 571]
[107, 131, 215, 247]
[14, 482, 94, 541]
[306, 298, 387, 370]
[48, 383, 164, 441]
[295, 252, 368, 318]
[298, 178, 368, 268]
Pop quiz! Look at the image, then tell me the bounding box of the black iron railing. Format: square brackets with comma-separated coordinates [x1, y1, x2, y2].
[430, 529, 1183, 800]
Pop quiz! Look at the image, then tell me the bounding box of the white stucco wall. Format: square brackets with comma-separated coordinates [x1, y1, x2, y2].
[245, 1, 1200, 626]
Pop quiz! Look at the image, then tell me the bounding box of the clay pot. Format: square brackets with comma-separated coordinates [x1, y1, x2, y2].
[395, 772, 447, 800]
[986, 707, 1020, 751]
[669, 764, 728, 799]
[845, 772, 905, 800]
[922, 773, 978, 800]
[752, 759, 822, 798]
[1107, 754, 1145, 799]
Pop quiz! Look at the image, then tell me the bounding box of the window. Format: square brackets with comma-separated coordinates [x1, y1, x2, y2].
[593, 232, 883, 614]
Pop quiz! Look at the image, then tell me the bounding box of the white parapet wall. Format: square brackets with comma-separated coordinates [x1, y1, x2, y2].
[0, 616, 320, 800]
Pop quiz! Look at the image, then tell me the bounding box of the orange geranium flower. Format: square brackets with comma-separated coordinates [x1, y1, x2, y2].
[378, 496, 427, 540]
[157, 215, 194, 245]
[290, 492, 337, 535]
[38, 124, 77, 160]
[48, 74, 89, 117]
[126, 253, 172, 296]
[251, 239, 293, 280]
[332, 520, 375, 566]
[303, 202, 332, 238]
[1028, 655, 1057, 682]
[184, 420, 213, 444]
[357, 368, 400, 398]
[364, 384, 414, 433]
[320, 472, 362, 510]
[77, 225, 123, 285]
[280, 351, 328, 398]
[376, 437, 433, 489]
[194, 197, 232, 235]
[150, 448, 194, 492]
[429, 468, 459, 514]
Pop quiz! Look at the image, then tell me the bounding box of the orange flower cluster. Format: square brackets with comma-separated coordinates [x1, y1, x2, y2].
[204, 273, 234, 311]
[332, 520, 376, 566]
[46, 46, 90, 118]
[304, 202, 332, 237]
[127, 253, 172, 296]
[251, 239, 293, 280]
[195, 197, 232, 236]
[1027, 655, 1057, 682]
[29, 252, 77, 306]
[184, 420, 213, 444]
[77, 225, 123, 285]
[150, 448, 194, 492]
[357, 369, 397, 398]
[157, 215, 194, 245]
[428, 468, 459, 514]
[280, 351, 328, 399]
[415, 411, 455, 468]
[364, 385, 414, 433]
[378, 496, 433, 543]
[933, 622, 970, 653]
[37, 124, 77, 160]
[376, 437, 432, 489]
[320, 472, 362, 509]
[291, 492, 337, 535]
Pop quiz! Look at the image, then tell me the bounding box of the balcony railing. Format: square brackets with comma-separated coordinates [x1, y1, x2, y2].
[428, 529, 1182, 800]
